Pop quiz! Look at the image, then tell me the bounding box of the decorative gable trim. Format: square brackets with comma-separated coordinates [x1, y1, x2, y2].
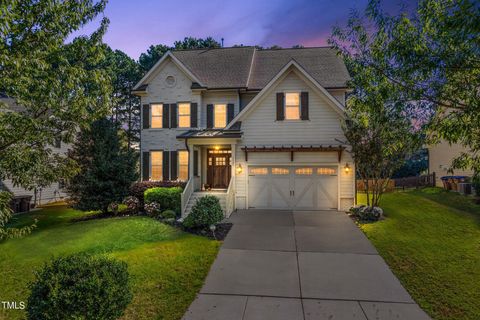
[225, 59, 346, 129]
[133, 51, 205, 91]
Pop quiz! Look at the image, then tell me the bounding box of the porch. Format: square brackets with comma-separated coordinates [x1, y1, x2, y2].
[177, 129, 242, 217]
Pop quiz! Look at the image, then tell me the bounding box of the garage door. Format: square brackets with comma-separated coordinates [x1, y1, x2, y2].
[248, 166, 338, 210]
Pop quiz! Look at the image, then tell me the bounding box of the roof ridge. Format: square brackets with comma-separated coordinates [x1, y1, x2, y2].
[245, 48, 257, 88]
[171, 46, 256, 52]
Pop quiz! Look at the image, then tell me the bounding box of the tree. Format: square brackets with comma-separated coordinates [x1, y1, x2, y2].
[173, 36, 221, 50]
[105, 48, 142, 149]
[0, 0, 112, 190]
[67, 119, 138, 213]
[331, 0, 480, 177]
[330, 8, 426, 207]
[0, 191, 36, 241]
[138, 37, 221, 73]
[138, 44, 170, 73]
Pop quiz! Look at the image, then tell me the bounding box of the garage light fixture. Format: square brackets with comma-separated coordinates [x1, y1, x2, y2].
[236, 164, 243, 174]
[344, 163, 351, 174]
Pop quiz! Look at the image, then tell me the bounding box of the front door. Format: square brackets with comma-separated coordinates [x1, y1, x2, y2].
[207, 149, 231, 189]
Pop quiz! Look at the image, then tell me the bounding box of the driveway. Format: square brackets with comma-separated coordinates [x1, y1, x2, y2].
[183, 210, 431, 320]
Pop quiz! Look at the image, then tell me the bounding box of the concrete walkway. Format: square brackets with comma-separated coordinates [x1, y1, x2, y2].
[183, 210, 431, 320]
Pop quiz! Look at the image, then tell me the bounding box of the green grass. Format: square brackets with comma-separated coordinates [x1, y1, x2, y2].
[358, 189, 480, 320]
[0, 205, 220, 320]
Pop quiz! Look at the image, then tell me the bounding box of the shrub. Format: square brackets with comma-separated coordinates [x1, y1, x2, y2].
[161, 209, 177, 219]
[129, 181, 185, 210]
[144, 202, 162, 217]
[349, 205, 383, 222]
[183, 195, 224, 229]
[144, 187, 183, 214]
[123, 196, 140, 214]
[27, 253, 132, 320]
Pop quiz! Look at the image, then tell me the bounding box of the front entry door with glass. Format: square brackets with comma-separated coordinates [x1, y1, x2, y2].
[207, 149, 232, 189]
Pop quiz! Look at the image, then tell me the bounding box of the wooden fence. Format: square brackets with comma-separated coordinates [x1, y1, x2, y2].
[356, 173, 436, 192]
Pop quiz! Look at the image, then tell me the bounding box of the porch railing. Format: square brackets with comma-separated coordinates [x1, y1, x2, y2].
[225, 177, 235, 217]
[180, 178, 193, 218]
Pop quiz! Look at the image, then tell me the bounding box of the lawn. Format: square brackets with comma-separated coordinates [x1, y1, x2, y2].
[0, 204, 220, 320]
[358, 188, 480, 320]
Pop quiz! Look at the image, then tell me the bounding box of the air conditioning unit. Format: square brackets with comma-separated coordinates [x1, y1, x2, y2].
[458, 183, 472, 195]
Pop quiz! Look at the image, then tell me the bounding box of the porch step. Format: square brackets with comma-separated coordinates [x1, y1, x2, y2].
[184, 191, 227, 217]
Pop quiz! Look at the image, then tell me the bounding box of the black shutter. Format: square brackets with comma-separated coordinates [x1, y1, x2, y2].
[227, 103, 234, 124]
[276, 93, 285, 121]
[190, 103, 198, 127]
[162, 104, 170, 128]
[170, 103, 177, 128]
[206, 104, 214, 128]
[170, 151, 178, 180]
[142, 104, 150, 129]
[193, 150, 199, 176]
[301, 92, 309, 120]
[162, 151, 169, 180]
[142, 151, 150, 181]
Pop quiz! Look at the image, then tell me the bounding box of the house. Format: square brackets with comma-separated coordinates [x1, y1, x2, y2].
[428, 140, 474, 187]
[0, 96, 69, 209]
[133, 47, 355, 217]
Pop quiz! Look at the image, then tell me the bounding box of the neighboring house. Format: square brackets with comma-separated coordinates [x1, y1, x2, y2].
[133, 47, 355, 217]
[428, 140, 474, 187]
[0, 96, 69, 208]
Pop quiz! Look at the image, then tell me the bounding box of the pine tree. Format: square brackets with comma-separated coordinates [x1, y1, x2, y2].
[67, 119, 138, 213]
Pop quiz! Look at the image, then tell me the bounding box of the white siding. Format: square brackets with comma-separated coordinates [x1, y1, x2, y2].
[234, 70, 354, 210]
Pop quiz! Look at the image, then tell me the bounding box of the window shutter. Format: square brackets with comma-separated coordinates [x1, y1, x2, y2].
[142, 104, 150, 129]
[276, 93, 285, 121]
[301, 92, 309, 120]
[170, 103, 177, 128]
[190, 103, 198, 127]
[170, 151, 178, 180]
[193, 150, 199, 176]
[162, 151, 169, 180]
[142, 151, 150, 181]
[162, 104, 170, 128]
[206, 104, 214, 128]
[227, 103, 234, 124]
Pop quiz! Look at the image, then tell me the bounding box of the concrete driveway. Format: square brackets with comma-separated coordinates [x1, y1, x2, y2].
[183, 210, 431, 320]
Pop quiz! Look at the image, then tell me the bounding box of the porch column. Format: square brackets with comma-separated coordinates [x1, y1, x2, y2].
[231, 143, 236, 185]
[188, 143, 195, 180]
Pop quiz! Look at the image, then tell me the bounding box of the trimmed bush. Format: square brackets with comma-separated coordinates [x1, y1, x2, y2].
[144, 202, 162, 217]
[349, 205, 383, 222]
[183, 195, 224, 228]
[123, 196, 140, 214]
[130, 181, 185, 210]
[144, 187, 182, 214]
[27, 253, 132, 320]
[161, 209, 177, 219]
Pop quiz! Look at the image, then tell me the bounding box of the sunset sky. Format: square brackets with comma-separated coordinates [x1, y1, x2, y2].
[71, 0, 416, 60]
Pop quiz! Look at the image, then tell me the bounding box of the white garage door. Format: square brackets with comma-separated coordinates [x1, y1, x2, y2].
[248, 166, 338, 210]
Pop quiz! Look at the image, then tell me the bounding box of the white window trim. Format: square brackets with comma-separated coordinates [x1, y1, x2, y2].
[150, 150, 163, 181]
[213, 104, 227, 128]
[284, 91, 301, 121]
[150, 103, 165, 129]
[177, 102, 191, 129]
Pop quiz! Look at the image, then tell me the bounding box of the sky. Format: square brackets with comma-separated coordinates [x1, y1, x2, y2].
[71, 0, 417, 60]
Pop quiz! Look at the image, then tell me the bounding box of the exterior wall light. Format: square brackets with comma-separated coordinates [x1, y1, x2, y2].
[236, 164, 243, 175]
[344, 163, 351, 174]
[214, 146, 220, 150]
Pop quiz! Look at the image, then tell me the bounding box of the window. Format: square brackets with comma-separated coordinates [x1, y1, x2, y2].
[249, 167, 268, 175]
[214, 104, 227, 128]
[151, 104, 163, 128]
[285, 92, 300, 120]
[215, 157, 227, 166]
[178, 151, 188, 181]
[272, 168, 289, 175]
[178, 103, 190, 128]
[317, 167, 336, 175]
[151, 151, 163, 180]
[295, 168, 313, 175]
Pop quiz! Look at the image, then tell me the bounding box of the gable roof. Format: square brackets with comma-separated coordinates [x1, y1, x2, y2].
[134, 47, 350, 91]
[226, 60, 346, 129]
